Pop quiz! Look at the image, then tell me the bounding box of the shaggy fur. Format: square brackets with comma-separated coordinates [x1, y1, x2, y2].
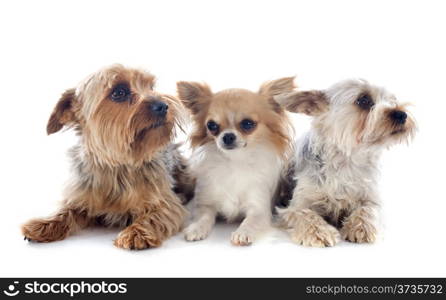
[275, 79, 416, 247]
[178, 77, 295, 245]
[22, 64, 193, 250]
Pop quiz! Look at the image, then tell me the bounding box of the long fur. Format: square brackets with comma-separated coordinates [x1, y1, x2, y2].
[276, 79, 417, 247]
[178, 77, 295, 245]
[22, 65, 193, 250]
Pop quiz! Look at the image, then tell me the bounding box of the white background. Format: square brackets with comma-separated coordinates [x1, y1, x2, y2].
[0, 0, 445, 277]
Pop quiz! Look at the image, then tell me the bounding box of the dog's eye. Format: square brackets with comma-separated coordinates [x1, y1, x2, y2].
[110, 84, 131, 102]
[206, 120, 219, 133]
[356, 94, 374, 110]
[240, 119, 256, 131]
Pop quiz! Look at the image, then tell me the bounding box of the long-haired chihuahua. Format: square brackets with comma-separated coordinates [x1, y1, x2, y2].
[177, 77, 295, 245]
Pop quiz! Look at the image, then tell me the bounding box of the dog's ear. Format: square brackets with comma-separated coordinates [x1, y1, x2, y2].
[258, 77, 296, 97]
[275, 90, 329, 116]
[177, 81, 212, 114]
[47, 88, 77, 135]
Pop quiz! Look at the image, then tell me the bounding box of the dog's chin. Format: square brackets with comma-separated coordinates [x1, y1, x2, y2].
[147, 119, 167, 130]
[367, 126, 413, 147]
[134, 121, 171, 144]
[389, 123, 415, 140]
[216, 142, 247, 152]
[222, 145, 237, 151]
[390, 128, 406, 135]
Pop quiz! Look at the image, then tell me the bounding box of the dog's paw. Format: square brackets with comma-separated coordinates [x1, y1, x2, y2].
[231, 229, 254, 246]
[114, 224, 161, 250]
[290, 224, 340, 247]
[22, 218, 71, 243]
[183, 223, 211, 241]
[341, 220, 377, 243]
[277, 207, 299, 228]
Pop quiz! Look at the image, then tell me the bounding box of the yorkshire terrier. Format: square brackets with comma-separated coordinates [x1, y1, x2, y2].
[22, 64, 194, 250]
[177, 78, 295, 245]
[275, 79, 416, 247]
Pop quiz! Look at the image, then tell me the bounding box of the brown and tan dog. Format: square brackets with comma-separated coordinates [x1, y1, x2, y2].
[22, 64, 194, 250]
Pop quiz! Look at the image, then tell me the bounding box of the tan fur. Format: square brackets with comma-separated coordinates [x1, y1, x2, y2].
[178, 79, 295, 158]
[258, 77, 296, 97]
[47, 88, 77, 134]
[275, 90, 329, 116]
[22, 65, 190, 250]
[281, 208, 340, 247]
[340, 206, 377, 243]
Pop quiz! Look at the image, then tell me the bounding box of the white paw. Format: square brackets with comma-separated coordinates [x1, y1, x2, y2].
[290, 224, 340, 247]
[183, 223, 211, 241]
[231, 229, 254, 246]
[341, 221, 377, 244]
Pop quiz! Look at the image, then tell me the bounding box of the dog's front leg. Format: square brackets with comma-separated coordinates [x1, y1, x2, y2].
[231, 210, 271, 246]
[340, 203, 377, 243]
[114, 195, 186, 250]
[277, 181, 341, 247]
[277, 187, 341, 248]
[183, 204, 217, 242]
[284, 207, 340, 247]
[231, 191, 272, 246]
[278, 206, 340, 247]
[22, 208, 89, 243]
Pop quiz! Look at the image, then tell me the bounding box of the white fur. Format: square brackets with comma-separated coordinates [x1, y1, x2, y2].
[184, 142, 283, 245]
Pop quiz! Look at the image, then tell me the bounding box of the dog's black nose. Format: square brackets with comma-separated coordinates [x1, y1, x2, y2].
[222, 133, 236, 146]
[149, 100, 168, 116]
[390, 110, 407, 124]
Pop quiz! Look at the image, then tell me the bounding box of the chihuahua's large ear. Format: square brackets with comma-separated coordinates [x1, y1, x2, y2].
[47, 88, 77, 135]
[275, 90, 329, 116]
[258, 76, 296, 97]
[177, 81, 212, 114]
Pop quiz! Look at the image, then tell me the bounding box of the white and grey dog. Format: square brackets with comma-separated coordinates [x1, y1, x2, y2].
[275, 79, 416, 247]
